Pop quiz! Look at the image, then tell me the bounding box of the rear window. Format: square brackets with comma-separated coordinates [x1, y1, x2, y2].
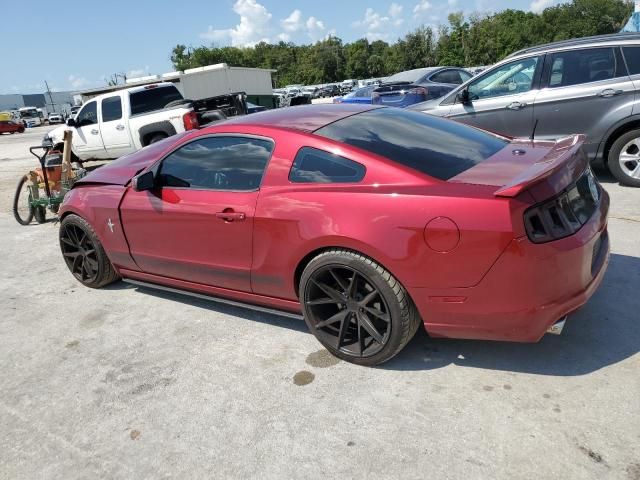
[129, 85, 183, 116]
[385, 69, 436, 83]
[315, 108, 508, 180]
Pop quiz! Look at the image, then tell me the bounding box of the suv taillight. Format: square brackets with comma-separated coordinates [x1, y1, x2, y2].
[183, 111, 199, 131]
[523, 169, 600, 243]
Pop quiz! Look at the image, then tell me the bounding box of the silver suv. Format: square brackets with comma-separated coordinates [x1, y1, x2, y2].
[412, 33, 640, 187]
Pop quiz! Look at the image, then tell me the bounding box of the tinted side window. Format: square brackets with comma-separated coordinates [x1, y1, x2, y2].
[130, 86, 183, 116]
[315, 108, 507, 181]
[548, 47, 620, 88]
[76, 101, 97, 127]
[289, 147, 365, 183]
[431, 70, 462, 84]
[101, 96, 122, 122]
[623, 46, 640, 75]
[159, 136, 273, 191]
[460, 71, 472, 82]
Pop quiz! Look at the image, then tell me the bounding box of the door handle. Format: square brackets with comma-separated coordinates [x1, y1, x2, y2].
[215, 211, 246, 222]
[90, 129, 99, 135]
[506, 101, 527, 110]
[115, 124, 125, 131]
[598, 88, 623, 97]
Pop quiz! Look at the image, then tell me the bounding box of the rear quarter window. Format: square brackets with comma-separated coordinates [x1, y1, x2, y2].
[129, 86, 183, 116]
[290, 147, 365, 183]
[315, 107, 507, 180]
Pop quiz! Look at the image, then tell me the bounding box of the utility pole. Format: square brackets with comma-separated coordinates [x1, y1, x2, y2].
[44, 80, 56, 113]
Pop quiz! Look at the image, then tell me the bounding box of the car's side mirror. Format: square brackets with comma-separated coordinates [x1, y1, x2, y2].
[132, 171, 155, 191]
[456, 88, 471, 105]
[66, 118, 76, 127]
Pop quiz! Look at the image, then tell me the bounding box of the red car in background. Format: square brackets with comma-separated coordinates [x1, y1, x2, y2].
[57, 104, 609, 366]
[0, 120, 25, 134]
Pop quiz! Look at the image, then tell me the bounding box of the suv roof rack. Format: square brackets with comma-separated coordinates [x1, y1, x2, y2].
[506, 32, 640, 58]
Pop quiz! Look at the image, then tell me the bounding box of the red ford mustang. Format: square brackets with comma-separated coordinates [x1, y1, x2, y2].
[58, 104, 609, 366]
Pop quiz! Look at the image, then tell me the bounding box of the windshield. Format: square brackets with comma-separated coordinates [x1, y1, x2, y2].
[19, 109, 39, 118]
[315, 107, 507, 181]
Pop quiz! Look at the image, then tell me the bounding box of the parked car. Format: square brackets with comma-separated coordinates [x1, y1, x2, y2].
[301, 86, 320, 98]
[57, 104, 608, 366]
[319, 85, 340, 98]
[48, 113, 63, 124]
[0, 120, 25, 134]
[247, 102, 268, 114]
[412, 33, 640, 187]
[333, 85, 376, 104]
[372, 67, 472, 108]
[44, 83, 221, 162]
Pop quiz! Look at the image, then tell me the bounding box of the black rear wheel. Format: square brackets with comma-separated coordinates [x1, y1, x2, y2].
[59, 214, 120, 288]
[13, 175, 34, 225]
[34, 206, 46, 223]
[300, 249, 420, 366]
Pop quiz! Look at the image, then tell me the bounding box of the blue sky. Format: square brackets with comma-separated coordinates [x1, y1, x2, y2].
[2, 0, 563, 95]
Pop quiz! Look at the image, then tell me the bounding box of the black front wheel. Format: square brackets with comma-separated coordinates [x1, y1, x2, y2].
[13, 175, 34, 225]
[59, 214, 120, 288]
[300, 249, 420, 366]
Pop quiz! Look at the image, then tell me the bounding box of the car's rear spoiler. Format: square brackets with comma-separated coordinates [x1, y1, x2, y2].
[494, 134, 587, 198]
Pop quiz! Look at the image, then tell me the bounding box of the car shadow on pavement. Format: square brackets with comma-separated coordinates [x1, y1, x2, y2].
[112, 282, 310, 334]
[383, 253, 640, 375]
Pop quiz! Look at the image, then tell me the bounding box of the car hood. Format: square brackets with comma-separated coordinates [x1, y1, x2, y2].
[75, 132, 190, 186]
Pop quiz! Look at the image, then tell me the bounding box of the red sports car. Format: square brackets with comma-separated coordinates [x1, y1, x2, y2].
[58, 104, 609, 366]
[0, 120, 25, 134]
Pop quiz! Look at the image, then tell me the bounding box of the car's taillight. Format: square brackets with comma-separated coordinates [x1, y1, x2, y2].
[523, 169, 600, 243]
[183, 111, 199, 130]
[408, 86, 428, 97]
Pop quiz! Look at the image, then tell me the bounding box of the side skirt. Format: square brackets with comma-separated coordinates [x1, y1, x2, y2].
[121, 273, 303, 320]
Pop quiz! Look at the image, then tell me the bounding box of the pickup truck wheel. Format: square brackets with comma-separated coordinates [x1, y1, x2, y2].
[608, 129, 640, 187]
[147, 133, 168, 145]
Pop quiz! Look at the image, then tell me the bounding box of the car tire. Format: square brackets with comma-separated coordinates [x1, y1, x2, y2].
[59, 214, 120, 288]
[148, 133, 168, 145]
[34, 206, 46, 224]
[300, 249, 421, 366]
[608, 129, 640, 187]
[13, 175, 34, 225]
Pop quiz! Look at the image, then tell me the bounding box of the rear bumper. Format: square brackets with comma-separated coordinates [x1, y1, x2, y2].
[410, 189, 610, 342]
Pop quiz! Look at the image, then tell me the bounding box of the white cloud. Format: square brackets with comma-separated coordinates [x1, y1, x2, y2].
[530, 0, 554, 13]
[448, 0, 458, 6]
[68, 75, 89, 90]
[127, 66, 150, 78]
[389, 2, 403, 18]
[353, 5, 405, 42]
[279, 9, 332, 42]
[413, 0, 432, 16]
[281, 9, 303, 32]
[200, 0, 272, 47]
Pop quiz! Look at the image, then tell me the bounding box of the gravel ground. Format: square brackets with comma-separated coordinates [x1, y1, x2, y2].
[0, 128, 639, 480]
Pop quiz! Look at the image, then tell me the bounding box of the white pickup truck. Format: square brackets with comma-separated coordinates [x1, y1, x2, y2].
[44, 83, 201, 161]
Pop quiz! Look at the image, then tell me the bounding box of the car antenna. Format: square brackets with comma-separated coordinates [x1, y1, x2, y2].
[530, 118, 539, 142]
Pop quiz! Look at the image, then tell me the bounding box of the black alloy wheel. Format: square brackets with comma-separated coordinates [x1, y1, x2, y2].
[301, 249, 420, 366]
[60, 222, 100, 284]
[306, 265, 392, 358]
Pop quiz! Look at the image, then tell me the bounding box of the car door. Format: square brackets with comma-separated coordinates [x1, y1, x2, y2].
[532, 47, 633, 158]
[100, 95, 133, 158]
[446, 55, 542, 138]
[73, 100, 107, 157]
[119, 135, 274, 292]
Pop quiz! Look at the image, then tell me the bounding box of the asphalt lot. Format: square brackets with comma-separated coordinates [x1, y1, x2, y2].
[1, 127, 639, 479]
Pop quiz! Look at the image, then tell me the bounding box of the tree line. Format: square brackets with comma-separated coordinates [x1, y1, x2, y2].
[170, 0, 633, 87]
